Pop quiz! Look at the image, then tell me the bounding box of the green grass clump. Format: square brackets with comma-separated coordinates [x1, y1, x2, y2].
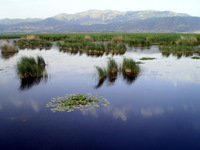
[107, 58, 118, 74]
[122, 58, 140, 76]
[95, 57, 140, 86]
[46, 93, 109, 112]
[191, 56, 200, 59]
[122, 58, 140, 84]
[17, 56, 47, 78]
[95, 66, 107, 81]
[107, 58, 118, 81]
[1, 41, 18, 53]
[140, 57, 156, 60]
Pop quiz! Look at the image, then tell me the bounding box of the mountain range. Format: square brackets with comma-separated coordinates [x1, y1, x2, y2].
[0, 10, 200, 34]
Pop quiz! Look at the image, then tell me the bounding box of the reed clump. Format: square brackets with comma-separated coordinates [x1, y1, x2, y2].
[1, 41, 18, 53]
[17, 56, 47, 78]
[111, 36, 124, 43]
[95, 57, 140, 87]
[176, 36, 198, 46]
[84, 35, 94, 42]
[95, 66, 107, 81]
[21, 35, 39, 40]
[122, 58, 140, 76]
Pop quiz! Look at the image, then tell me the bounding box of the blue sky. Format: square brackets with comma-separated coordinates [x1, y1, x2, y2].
[0, 0, 200, 19]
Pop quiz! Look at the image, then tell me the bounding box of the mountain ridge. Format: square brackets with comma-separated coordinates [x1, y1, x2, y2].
[0, 10, 199, 34]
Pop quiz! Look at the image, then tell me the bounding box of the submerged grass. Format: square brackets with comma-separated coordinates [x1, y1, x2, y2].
[46, 93, 109, 112]
[17, 56, 47, 78]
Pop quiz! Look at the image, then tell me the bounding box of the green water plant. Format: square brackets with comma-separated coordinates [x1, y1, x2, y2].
[17, 56, 47, 78]
[140, 57, 156, 60]
[191, 56, 200, 59]
[46, 93, 109, 112]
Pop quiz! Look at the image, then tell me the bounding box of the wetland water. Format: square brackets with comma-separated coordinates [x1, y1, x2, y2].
[0, 41, 200, 150]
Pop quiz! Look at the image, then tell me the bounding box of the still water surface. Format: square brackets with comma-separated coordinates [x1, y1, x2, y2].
[0, 41, 200, 150]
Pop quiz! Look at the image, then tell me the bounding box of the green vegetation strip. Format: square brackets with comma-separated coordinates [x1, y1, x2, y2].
[46, 93, 109, 112]
[140, 57, 156, 60]
[1, 33, 200, 55]
[58, 41, 127, 55]
[191, 56, 200, 59]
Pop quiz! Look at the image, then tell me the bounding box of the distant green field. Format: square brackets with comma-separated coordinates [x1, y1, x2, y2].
[0, 33, 199, 42]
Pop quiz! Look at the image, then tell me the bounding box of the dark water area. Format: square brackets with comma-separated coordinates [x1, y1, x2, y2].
[1, 41, 200, 150]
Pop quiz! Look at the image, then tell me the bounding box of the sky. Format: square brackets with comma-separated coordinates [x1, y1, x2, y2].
[0, 0, 200, 19]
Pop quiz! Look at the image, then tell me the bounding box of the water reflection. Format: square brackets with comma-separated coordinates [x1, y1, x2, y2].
[95, 78, 106, 89]
[1, 52, 18, 60]
[162, 51, 171, 57]
[104, 106, 132, 121]
[95, 73, 139, 88]
[81, 106, 132, 122]
[86, 52, 104, 57]
[122, 72, 139, 84]
[162, 51, 194, 59]
[19, 76, 48, 90]
[140, 107, 164, 117]
[59, 49, 125, 58]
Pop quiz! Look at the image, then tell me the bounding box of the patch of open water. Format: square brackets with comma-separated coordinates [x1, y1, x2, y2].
[0, 41, 200, 149]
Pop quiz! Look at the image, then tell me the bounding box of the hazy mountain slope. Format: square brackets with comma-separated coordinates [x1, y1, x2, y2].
[0, 10, 199, 33]
[0, 18, 42, 25]
[52, 10, 189, 25]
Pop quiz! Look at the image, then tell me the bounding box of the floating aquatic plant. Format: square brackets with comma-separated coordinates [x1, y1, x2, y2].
[191, 56, 200, 59]
[46, 93, 109, 112]
[140, 57, 156, 60]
